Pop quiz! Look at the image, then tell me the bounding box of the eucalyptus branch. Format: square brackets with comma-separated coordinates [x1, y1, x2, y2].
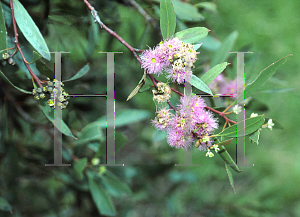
[82, 0, 237, 125]
[9, 0, 43, 88]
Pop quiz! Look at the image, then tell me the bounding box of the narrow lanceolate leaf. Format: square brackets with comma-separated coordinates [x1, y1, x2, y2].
[249, 129, 261, 145]
[218, 145, 242, 173]
[160, 0, 176, 40]
[217, 115, 265, 138]
[36, 59, 54, 80]
[215, 138, 233, 146]
[40, 100, 77, 139]
[171, 0, 204, 22]
[174, 27, 209, 44]
[87, 171, 116, 216]
[127, 70, 147, 101]
[201, 62, 229, 85]
[191, 74, 213, 95]
[64, 64, 90, 82]
[32, 51, 41, 63]
[0, 2, 7, 53]
[211, 31, 238, 67]
[0, 69, 32, 94]
[239, 54, 292, 101]
[225, 162, 236, 193]
[13, 0, 51, 60]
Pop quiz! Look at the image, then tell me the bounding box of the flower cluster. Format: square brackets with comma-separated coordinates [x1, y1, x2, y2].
[140, 37, 198, 84]
[152, 82, 172, 103]
[32, 78, 69, 110]
[152, 95, 218, 156]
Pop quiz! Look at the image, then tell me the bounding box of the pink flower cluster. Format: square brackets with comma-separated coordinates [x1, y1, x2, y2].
[152, 95, 218, 150]
[140, 38, 198, 84]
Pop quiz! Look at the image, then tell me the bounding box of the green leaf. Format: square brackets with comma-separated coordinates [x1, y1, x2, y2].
[36, 59, 54, 80]
[127, 70, 147, 101]
[87, 13, 99, 56]
[139, 77, 152, 93]
[218, 145, 242, 173]
[74, 158, 88, 180]
[115, 132, 127, 152]
[101, 170, 131, 197]
[225, 162, 236, 193]
[217, 115, 265, 138]
[0, 2, 7, 52]
[201, 62, 229, 85]
[174, 27, 209, 44]
[193, 43, 202, 51]
[0, 69, 32, 94]
[96, 109, 151, 128]
[171, 0, 204, 22]
[0, 197, 12, 213]
[32, 51, 41, 63]
[191, 74, 213, 95]
[63, 64, 90, 82]
[240, 54, 292, 101]
[216, 138, 233, 146]
[256, 88, 296, 94]
[76, 121, 105, 145]
[87, 171, 116, 216]
[40, 100, 77, 139]
[13, 0, 50, 60]
[249, 129, 261, 145]
[195, 2, 217, 13]
[160, 0, 176, 40]
[211, 31, 238, 67]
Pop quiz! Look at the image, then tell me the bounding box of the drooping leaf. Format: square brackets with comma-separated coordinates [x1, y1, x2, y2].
[127, 70, 147, 101]
[239, 54, 292, 101]
[191, 74, 213, 95]
[225, 162, 236, 193]
[0, 197, 12, 213]
[74, 158, 88, 180]
[215, 138, 233, 146]
[174, 27, 209, 44]
[87, 13, 99, 56]
[40, 100, 77, 139]
[211, 31, 238, 67]
[0, 69, 32, 94]
[201, 62, 229, 85]
[0, 2, 7, 53]
[36, 59, 54, 80]
[249, 129, 261, 145]
[160, 0, 176, 40]
[87, 171, 116, 216]
[195, 2, 217, 13]
[100, 170, 131, 197]
[218, 145, 242, 173]
[171, 0, 204, 22]
[63, 64, 90, 82]
[217, 115, 265, 138]
[13, 0, 51, 60]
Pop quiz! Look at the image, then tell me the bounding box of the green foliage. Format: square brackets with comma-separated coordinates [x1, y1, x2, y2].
[36, 59, 54, 79]
[160, 0, 176, 40]
[191, 74, 213, 95]
[171, 0, 205, 22]
[13, 0, 50, 60]
[217, 115, 265, 137]
[201, 62, 229, 85]
[174, 27, 209, 44]
[0, 2, 6, 52]
[218, 145, 242, 173]
[63, 64, 90, 82]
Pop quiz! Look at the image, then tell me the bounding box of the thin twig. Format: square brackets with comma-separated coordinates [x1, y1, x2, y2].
[9, 0, 42, 88]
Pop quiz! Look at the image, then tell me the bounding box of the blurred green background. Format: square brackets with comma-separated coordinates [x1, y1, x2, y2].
[0, 0, 299, 216]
